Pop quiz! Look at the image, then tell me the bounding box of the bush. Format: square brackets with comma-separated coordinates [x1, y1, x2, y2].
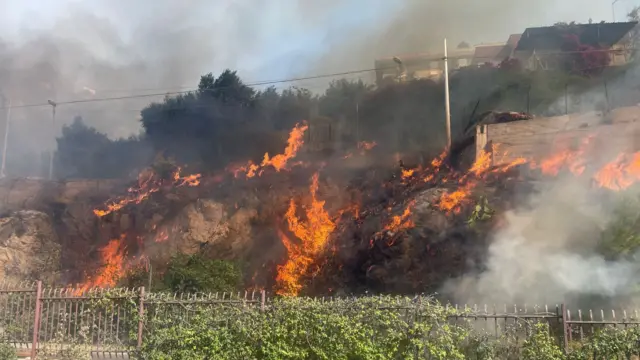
[0, 343, 17, 360]
[160, 253, 242, 293]
[521, 323, 564, 360]
[137, 296, 470, 360]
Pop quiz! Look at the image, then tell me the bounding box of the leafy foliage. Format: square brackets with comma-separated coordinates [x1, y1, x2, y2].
[0, 343, 17, 360]
[55, 116, 153, 179]
[138, 296, 469, 360]
[521, 323, 565, 360]
[599, 195, 640, 258]
[160, 253, 243, 293]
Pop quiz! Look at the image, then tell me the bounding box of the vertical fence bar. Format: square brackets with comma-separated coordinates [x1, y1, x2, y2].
[261, 290, 266, 311]
[137, 287, 145, 350]
[561, 303, 569, 354]
[30, 281, 42, 359]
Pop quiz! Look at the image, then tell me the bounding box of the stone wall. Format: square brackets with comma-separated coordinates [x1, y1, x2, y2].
[476, 106, 640, 166]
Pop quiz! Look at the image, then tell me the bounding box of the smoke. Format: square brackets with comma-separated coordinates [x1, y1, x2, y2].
[0, 0, 623, 177]
[443, 173, 640, 308]
[306, 0, 615, 77]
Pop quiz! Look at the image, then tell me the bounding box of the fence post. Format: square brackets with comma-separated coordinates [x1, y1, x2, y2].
[561, 303, 569, 354]
[137, 286, 145, 350]
[30, 281, 42, 359]
[260, 290, 266, 311]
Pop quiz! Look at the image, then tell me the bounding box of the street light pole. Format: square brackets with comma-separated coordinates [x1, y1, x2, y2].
[47, 100, 57, 180]
[392, 56, 406, 82]
[443, 38, 452, 149]
[612, 0, 620, 22]
[1, 97, 12, 178]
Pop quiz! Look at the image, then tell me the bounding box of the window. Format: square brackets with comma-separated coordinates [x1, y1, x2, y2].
[457, 58, 469, 67]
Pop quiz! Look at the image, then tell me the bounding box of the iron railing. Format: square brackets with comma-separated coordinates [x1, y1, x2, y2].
[1, 281, 639, 358]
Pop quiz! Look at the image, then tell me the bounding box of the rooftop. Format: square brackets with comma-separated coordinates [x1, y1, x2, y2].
[515, 21, 638, 51]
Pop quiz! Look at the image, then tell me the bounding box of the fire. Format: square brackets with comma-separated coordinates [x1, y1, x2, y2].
[438, 182, 475, 214]
[357, 141, 377, 152]
[77, 234, 127, 293]
[593, 153, 640, 191]
[402, 168, 417, 180]
[469, 146, 493, 177]
[531, 136, 593, 176]
[235, 122, 308, 178]
[93, 167, 201, 217]
[383, 201, 415, 234]
[275, 173, 336, 296]
[155, 229, 169, 243]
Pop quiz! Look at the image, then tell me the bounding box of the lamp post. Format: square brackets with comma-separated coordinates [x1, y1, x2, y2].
[613, 0, 620, 22]
[47, 100, 56, 180]
[443, 38, 452, 149]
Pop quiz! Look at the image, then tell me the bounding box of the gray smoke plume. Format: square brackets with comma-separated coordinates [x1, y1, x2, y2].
[443, 174, 640, 308]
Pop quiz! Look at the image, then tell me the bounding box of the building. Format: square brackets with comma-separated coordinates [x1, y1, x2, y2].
[374, 47, 475, 85]
[472, 34, 522, 66]
[514, 21, 638, 70]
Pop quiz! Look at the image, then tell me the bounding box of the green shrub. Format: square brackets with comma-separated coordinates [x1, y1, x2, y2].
[137, 296, 470, 360]
[0, 343, 17, 360]
[567, 326, 640, 359]
[521, 322, 564, 360]
[160, 253, 242, 293]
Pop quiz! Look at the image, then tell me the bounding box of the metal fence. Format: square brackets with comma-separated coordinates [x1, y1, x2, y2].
[1, 281, 640, 358]
[0, 281, 265, 358]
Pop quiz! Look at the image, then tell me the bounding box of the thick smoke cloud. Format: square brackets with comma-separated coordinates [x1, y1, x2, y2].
[443, 175, 640, 308]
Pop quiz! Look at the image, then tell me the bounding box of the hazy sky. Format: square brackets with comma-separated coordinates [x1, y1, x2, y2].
[3, 0, 638, 85]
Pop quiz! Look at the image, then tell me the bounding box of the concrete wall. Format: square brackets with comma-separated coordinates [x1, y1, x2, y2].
[477, 106, 640, 166]
[0, 178, 122, 209]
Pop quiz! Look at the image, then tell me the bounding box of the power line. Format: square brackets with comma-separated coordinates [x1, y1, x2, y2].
[0, 67, 390, 111]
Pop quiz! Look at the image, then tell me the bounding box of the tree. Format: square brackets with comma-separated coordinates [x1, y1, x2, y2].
[55, 116, 111, 178]
[55, 116, 153, 179]
[561, 34, 611, 76]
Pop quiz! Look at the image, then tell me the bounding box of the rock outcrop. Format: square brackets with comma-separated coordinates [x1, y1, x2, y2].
[0, 210, 61, 283]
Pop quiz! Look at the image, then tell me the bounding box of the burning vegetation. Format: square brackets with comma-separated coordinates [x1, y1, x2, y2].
[63, 111, 640, 299]
[10, 56, 640, 303]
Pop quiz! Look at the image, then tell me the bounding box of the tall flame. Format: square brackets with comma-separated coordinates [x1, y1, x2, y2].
[77, 234, 127, 293]
[275, 173, 335, 296]
[235, 122, 308, 178]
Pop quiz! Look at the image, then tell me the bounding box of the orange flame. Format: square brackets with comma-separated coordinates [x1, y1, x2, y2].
[275, 173, 335, 296]
[593, 153, 640, 191]
[155, 229, 169, 243]
[77, 234, 127, 293]
[358, 141, 377, 151]
[93, 167, 201, 217]
[235, 122, 308, 178]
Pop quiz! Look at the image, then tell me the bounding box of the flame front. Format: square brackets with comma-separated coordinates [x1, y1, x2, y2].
[77, 234, 127, 293]
[593, 153, 640, 190]
[276, 173, 335, 296]
[93, 167, 201, 217]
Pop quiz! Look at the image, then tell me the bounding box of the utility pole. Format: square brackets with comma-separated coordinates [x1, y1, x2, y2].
[47, 100, 57, 180]
[612, 0, 620, 22]
[443, 38, 452, 149]
[1, 97, 11, 178]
